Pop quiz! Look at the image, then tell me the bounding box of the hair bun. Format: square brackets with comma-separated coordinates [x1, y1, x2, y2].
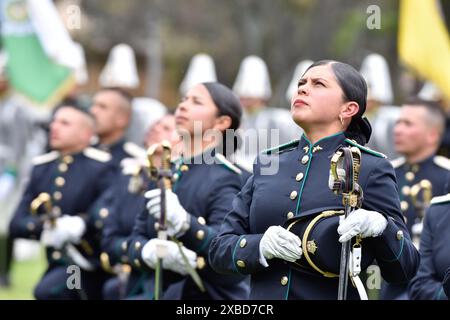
[345, 116, 372, 145]
[360, 117, 372, 144]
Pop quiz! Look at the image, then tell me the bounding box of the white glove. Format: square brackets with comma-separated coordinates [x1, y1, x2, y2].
[57, 215, 86, 243]
[40, 215, 86, 249]
[41, 222, 69, 249]
[145, 189, 190, 237]
[141, 238, 197, 276]
[259, 226, 302, 266]
[337, 208, 388, 243]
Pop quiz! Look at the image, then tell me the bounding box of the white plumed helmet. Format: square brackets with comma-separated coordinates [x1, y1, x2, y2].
[179, 53, 217, 96]
[418, 81, 442, 101]
[360, 53, 393, 105]
[233, 55, 272, 100]
[72, 42, 88, 85]
[99, 43, 139, 89]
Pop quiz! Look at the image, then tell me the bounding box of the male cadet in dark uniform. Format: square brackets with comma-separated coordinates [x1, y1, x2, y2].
[381, 98, 450, 299]
[90, 87, 145, 169]
[88, 87, 148, 298]
[392, 99, 449, 238]
[9, 103, 115, 299]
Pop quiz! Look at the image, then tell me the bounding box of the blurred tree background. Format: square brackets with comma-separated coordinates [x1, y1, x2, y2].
[55, 0, 450, 109]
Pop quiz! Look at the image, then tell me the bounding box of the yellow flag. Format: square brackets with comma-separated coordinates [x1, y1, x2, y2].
[398, 0, 450, 101]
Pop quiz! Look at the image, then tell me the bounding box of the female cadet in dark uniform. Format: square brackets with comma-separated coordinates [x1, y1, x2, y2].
[100, 115, 180, 299]
[209, 60, 420, 300]
[409, 176, 450, 300]
[127, 82, 249, 299]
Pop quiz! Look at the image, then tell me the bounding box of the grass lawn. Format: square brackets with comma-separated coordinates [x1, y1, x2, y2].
[0, 252, 46, 300]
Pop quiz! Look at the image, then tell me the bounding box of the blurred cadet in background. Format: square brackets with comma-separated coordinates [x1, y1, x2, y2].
[381, 98, 450, 300]
[90, 87, 144, 170]
[9, 102, 116, 299]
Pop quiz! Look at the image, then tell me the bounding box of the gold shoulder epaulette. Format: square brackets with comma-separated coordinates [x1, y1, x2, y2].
[215, 153, 242, 175]
[433, 156, 450, 170]
[32, 151, 59, 166]
[391, 157, 406, 169]
[345, 139, 387, 158]
[430, 193, 450, 205]
[124, 142, 146, 159]
[84, 147, 112, 163]
[262, 139, 300, 155]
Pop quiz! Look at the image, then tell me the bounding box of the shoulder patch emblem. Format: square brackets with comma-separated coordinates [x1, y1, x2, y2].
[215, 153, 242, 175]
[262, 139, 300, 155]
[430, 193, 450, 205]
[391, 157, 406, 169]
[345, 139, 386, 158]
[84, 147, 112, 162]
[433, 155, 450, 170]
[32, 151, 59, 166]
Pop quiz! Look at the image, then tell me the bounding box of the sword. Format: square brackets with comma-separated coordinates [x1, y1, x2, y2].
[147, 141, 172, 300]
[147, 141, 205, 300]
[31, 192, 93, 299]
[330, 146, 363, 300]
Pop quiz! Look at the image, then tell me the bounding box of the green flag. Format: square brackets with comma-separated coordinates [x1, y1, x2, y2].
[1, 0, 75, 108]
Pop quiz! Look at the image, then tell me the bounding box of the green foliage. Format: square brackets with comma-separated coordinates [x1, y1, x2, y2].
[331, 9, 366, 59]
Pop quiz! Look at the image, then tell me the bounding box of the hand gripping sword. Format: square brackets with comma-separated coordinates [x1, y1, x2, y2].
[147, 141, 205, 300]
[30, 192, 93, 299]
[330, 146, 363, 300]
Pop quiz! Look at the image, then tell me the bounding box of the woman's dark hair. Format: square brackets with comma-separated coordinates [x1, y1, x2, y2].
[303, 60, 372, 145]
[202, 82, 243, 156]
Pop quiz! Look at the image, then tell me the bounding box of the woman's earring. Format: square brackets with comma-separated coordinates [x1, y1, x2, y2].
[339, 115, 344, 126]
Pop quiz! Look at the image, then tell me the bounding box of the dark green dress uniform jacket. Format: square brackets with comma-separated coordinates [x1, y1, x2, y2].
[210, 132, 420, 300]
